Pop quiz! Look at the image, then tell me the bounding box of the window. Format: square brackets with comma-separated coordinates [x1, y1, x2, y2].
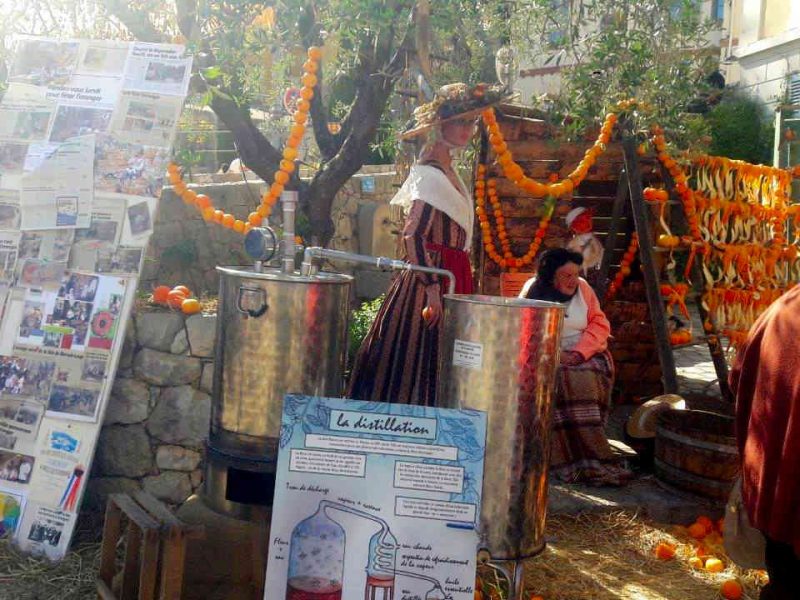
[711, 0, 725, 22]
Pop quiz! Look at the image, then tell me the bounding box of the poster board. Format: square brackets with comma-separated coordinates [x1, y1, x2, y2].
[0, 36, 191, 559]
[264, 395, 487, 600]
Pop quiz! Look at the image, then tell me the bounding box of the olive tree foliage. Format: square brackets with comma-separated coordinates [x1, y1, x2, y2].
[511, 0, 720, 145]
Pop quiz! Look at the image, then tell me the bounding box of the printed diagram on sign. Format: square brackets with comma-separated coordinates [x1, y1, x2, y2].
[287, 500, 451, 600]
[265, 396, 487, 600]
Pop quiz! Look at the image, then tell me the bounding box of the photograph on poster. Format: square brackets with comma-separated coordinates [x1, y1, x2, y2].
[17, 260, 67, 289]
[49, 105, 112, 142]
[73, 195, 125, 249]
[58, 273, 99, 303]
[127, 201, 152, 236]
[77, 42, 129, 76]
[0, 250, 18, 284]
[10, 39, 79, 87]
[0, 449, 35, 484]
[80, 358, 107, 382]
[51, 298, 93, 330]
[0, 143, 28, 171]
[0, 143, 27, 187]
[0, 203, 21, 230]
[88, 295, 123, 350]
[18, 298, 45, 340]
[0, 486, 25, 538]
[55, 196, 79, 227]
[0, 356, 56, 403]
[94, 134, 167, 197]
[18, 234, 41, 259]
[46, 384, 100, 421]
[110, 91, 182, 147]
[96, 247, 143, 275]
[0, 396, 45, 452]
[12, 112, 51, 141]
[75, 221, 117, 244]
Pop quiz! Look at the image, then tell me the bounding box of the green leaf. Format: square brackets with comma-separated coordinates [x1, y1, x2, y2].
[202, 66, 222, 81]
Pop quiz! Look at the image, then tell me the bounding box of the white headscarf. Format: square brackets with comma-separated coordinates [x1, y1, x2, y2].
[389, 163, 473, 250]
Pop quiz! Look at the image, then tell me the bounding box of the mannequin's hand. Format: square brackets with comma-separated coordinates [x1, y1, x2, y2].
[422, 287, 442, 328]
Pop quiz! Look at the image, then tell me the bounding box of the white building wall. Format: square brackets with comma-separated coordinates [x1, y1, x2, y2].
[725, 0, 800, 107]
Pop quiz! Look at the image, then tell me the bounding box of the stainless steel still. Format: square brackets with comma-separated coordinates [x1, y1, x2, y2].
[203, 266, 352, 519]
[437, 294, 564, 560]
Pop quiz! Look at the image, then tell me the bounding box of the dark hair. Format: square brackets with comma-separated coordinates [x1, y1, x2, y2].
[525, 247, 583, 301]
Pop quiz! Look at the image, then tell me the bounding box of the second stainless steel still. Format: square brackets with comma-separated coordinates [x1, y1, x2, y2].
[437, 294, 564, 560]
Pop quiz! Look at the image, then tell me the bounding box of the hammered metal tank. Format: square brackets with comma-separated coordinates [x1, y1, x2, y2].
[437, 294, 564, 559]
[203, 266, 352, 519]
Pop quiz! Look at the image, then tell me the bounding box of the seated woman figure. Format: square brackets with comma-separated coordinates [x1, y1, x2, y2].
[520, 248, 632, 486]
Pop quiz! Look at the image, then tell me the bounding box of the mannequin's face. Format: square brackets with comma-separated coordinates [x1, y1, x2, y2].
[441, 118, 476, 148]
[554, 262, 581, 296]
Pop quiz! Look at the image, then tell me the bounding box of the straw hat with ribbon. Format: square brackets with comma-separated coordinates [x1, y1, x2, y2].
[626, 394, 687, 439]
[399, 82, 510, 140]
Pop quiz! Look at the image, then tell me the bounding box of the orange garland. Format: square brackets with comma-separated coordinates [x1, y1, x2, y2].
[166, 46, 323, 234]
[605, 232, 639, 301]
[475, 165, 553, 270]
[481, 108, 617, 197]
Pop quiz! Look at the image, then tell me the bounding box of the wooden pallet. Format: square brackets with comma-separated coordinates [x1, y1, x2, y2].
[97, 491, 204, 600]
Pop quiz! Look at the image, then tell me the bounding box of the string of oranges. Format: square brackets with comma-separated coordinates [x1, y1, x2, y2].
[166, 46, 324, 234]
[475, 165, 554, 271]
[481, 108, 617, 198]
[604, 232, 638, 301]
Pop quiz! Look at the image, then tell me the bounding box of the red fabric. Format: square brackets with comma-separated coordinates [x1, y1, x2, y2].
[572, 279, 611, 360]
[730, 284, 800, 553]
[424, 243, 474, 294]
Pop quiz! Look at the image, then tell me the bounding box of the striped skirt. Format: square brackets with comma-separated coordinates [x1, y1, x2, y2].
[550, 350, 632, 486]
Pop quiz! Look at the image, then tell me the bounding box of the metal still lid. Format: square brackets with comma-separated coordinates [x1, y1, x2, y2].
[216, 265, 353, 284]
[443, 293, 565, 310]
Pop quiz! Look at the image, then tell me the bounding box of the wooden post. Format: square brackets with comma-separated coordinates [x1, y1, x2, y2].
[621, 135, 679, 393]
[596, 170, 629, 300]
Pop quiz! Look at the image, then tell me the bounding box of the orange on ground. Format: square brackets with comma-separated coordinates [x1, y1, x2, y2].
[688, 522, 707, 539]
[152, 285, 171, 304]
[704, 557, 724, 573]
[654, 542, 676, 560]
[166, 290, 186, 309]
[181, 298, 201, 315]
[173, 285, 192, 297]
[720, 579, 743, 600]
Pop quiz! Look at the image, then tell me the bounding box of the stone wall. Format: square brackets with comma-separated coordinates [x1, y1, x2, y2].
[142, 166, 400, 299]
[85, 309, 217, 510]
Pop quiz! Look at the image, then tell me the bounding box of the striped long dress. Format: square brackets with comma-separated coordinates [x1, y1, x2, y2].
[347, 199, 468, 405]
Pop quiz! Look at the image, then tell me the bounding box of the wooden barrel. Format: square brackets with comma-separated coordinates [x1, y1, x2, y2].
[654, 410, 739, 500]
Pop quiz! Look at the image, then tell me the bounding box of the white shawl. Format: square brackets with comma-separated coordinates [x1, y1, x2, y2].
[389, 164, 473, 250]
